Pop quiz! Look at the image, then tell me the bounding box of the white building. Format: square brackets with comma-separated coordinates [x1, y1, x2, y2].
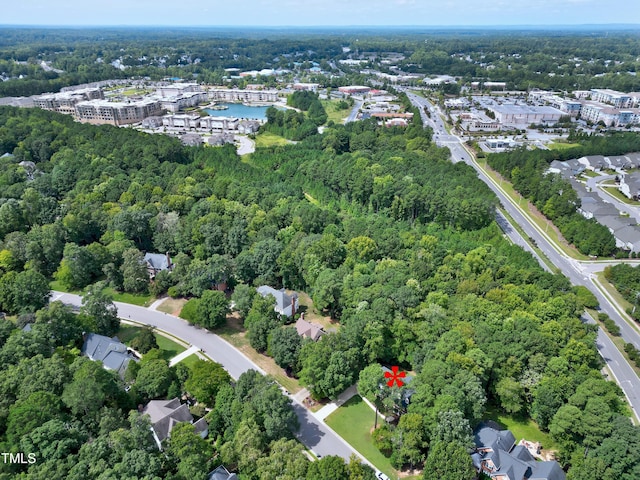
[490, 105, 563, 126]
[590, 88, 632, 108]
[208, 88, 279, 103]
[160, 91, 208, 113]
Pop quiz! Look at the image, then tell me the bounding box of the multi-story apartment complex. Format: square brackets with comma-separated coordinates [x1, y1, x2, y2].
[32, 88, 104, 115]
[208, 88, 279, 103]
[74, 99, 163, 126]
[590, 88, 633, 108]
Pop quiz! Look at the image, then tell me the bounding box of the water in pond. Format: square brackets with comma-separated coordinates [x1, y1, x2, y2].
[204, 103, 284, 120]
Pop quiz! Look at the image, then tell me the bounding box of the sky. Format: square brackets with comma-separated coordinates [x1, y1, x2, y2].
[2, 0, 639, 27]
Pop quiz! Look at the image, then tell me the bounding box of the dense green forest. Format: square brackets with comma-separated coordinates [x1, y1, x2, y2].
[0, 105, 639, 479]
[0, 27, 639, 96]
[486, 132, 640, 257]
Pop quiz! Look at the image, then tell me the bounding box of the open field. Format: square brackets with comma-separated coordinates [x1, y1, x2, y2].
[157, 297, 188, 315]
[547, 142, 580, 150]
[254, 132, 290, 148]
[321, 98, 351, 124]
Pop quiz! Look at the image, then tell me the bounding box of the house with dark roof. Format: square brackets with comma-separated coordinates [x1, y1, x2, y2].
[144, 252, 172, 278]
[295, 317, 326, 341]
[142, 398, 208, 450]
[207, 465, 238, 480]
[473, 424, 565, 480]
[256, 285, 299, 317]
[81, 333, 137, 378]
[620, 172, 640, 200]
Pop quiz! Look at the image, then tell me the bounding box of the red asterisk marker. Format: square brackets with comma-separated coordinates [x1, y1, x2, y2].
[384, 366, 406, 388]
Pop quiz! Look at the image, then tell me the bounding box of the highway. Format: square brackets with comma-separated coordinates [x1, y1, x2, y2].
[405, 91, 640, 422]
[51, 291, 364, 463]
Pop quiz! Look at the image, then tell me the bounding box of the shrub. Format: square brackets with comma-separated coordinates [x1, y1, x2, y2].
[179, 298, 199, 323]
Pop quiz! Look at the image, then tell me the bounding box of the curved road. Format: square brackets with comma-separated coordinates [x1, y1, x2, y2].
[51, 291, 365, 464]
[405, 91, 640, 422]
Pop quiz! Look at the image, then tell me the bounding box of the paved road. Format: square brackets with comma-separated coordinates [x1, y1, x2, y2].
[405, 92, 640, 422]
[51, 291, 363, 463]
[345, 99, 364, 123]
[586, 174, 640, 223]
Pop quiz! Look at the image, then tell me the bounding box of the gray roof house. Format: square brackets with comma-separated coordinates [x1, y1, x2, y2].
[81, 333, 137, 378]
[619, 172, 640, 200]
[474, 424, 565, 480]
[142, 398, 208, 450]
[207, 465, 238, 480]
[144, 252, 172, 278]
[256, 285, 299, 317]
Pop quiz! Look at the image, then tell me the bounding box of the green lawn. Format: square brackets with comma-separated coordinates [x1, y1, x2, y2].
[179, 353, 201, 370]
[601, 186, 640, 206]
[154, 333, 186, 362]
[115, 324, 140, 344]
[49, 280, 82, 294]
[485, 406, 557, 451]
[325, 396, 398, 479]
[50, 281, 154, 307]
[115, 324, 186, 361]
[103, 286, 154, 307]
[254, 132, 290, 148]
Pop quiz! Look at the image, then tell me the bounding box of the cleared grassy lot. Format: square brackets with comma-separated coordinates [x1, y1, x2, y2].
[325, 395, 400, 480]
[254, 132, 290, 148]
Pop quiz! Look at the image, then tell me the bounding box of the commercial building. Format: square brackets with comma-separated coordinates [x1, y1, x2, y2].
[293, 83, 320, 92]
[208, 88, 279, 103]
[74, 99, 163, 126]
[338, 85, 371, 95]
[490, 105, 563, 126]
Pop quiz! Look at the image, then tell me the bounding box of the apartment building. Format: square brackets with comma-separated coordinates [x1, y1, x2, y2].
[208, 88, 279, 103]
[33, 88, 104, 115]
[74, 99, 163, 126]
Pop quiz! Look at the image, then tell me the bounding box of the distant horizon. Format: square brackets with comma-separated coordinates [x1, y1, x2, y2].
[3, 0, 638, 28]
[1, 23, 638, 28]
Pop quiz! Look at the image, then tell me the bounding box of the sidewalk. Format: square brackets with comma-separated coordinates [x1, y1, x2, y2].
[314, 384, 358, 420]
[147, 297, 166, 311]
[169, 345, 200, 367]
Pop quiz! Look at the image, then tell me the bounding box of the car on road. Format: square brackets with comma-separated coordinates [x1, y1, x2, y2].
[376, 472, 389, 480]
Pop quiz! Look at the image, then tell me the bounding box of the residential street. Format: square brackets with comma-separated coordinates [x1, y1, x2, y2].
[50, 291, 365, 463]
